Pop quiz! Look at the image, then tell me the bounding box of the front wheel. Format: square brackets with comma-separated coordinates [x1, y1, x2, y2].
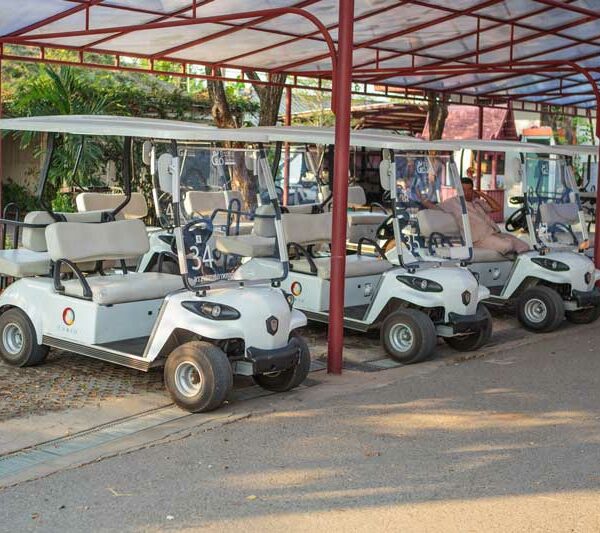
[164, 341, 233, 412]
[0, 308, 48, 367]
[517, 286, 565, 332]
[253, 335, 311, 392]
[380, 309, 436, 364]
[444, 305, 493, 351]
[566, 304, 600, 324]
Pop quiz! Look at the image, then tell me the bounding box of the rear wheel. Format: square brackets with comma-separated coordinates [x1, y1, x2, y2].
[381, 309, 436, 364]
[517, 286, 565, 332]
[253, 335, 311, 392]
[164, 341, 233, 412]
[444, 305, 493, 351]
[0, 308, 48, 367]
[566, 304, 600, 324]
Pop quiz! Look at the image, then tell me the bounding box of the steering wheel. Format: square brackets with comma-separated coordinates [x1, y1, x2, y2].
[182, 217, 215, 276]
[505, 208, 528, 233]
[376, 214, 394, 241]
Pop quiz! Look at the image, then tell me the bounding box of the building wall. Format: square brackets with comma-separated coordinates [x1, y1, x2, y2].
[1, 135, 41, 192]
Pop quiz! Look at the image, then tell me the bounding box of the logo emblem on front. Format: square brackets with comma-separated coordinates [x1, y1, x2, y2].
[461, 291, 471, 306]
[266, 316, 279, 335]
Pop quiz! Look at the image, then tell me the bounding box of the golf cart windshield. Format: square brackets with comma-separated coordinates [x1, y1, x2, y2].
[173, 146, 287, 290]
[523, 154, 589, 249]
[390, 152, 473, 263]
[276, 144, 322, 205]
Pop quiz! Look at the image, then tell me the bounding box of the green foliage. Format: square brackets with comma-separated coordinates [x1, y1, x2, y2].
[1, 181, 38, 213]
[51, 193, 75, 213]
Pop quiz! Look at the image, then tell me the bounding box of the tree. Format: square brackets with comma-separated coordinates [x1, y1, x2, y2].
[205, 68, 286, 209]
[426, 90, 449, 140]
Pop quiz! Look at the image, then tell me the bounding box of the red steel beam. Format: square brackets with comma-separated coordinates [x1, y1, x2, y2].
[272, 0, 506, 73]
[328, 0, 355, 375]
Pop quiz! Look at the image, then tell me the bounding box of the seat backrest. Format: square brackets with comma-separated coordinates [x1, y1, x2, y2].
[348, 185, 367, 208]
[285, 204, 319, 214]
[224, 190, 243, 208]
[252, 205, 277, 238]
[22, 210, 106, 252]
[184, 191, 226, 217]
[46, 219, 150, 263]
[76, 192, 148, 219]
[416, 209, 461, 238]
[539, 203, 579, 226]
[282, 212, 332, 245]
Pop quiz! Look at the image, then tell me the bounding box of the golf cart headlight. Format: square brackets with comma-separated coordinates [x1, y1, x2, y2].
[397, 275, 443, 292]
[282, 290, 295, 310]
[181, 301, 240, 320]
[531, 257, 569, 272]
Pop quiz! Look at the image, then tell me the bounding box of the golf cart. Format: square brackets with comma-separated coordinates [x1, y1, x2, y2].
[0, 115, 310, 412]
[406, 139, 600, 332]
[224, 128, 492, 364]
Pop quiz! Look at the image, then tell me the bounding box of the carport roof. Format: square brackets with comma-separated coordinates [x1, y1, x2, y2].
[1, 1, 599, 112]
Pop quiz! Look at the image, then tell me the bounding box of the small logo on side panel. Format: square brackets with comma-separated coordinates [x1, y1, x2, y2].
[62, 308, 75, 326]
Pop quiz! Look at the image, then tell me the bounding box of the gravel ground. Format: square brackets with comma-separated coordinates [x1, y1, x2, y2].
[0, 314, 526, 422]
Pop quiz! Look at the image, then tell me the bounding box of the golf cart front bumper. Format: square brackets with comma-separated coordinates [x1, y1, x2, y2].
[243, 341, 301, 375]
[444, 307, 489, 335]
[571, 288, 600, 308]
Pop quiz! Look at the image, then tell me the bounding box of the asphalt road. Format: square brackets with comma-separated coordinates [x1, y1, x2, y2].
[1, 323, 599, 532]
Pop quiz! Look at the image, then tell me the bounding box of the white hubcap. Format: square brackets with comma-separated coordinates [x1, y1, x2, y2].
[524, 298, 547, 324]
[174, 361, 203, 397]
[2, 323, 24, 355]
[389, 323, 414, 352]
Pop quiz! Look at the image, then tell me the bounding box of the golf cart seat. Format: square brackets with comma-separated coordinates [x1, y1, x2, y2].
[184, 190, 253, 235]
[416, 209, 512, 263]
[0, 210, 109, 278]
[45, 219, 183, 305]
[346, 186, 388, 242]
[283, 212, 391, 279]
[76, 192, 148, 219]
[214, 205, 276, 258]
[539, 202, 579, 226]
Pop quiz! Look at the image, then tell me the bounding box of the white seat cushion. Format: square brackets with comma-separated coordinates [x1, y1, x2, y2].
[291, 254, 390, 279]
[0, 249, 50, 278]
[347, 212, 387, 225]
[472, 247, 513, 262]
[215, 235, 275, 257]
[61, 272, 183, 304]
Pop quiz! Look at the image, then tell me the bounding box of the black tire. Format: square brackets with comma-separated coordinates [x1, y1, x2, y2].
[517, 286, 565, 332]
[164, 341, 233, 413]
[380, 309, 436, 364]
[444, 305, 493, 351]
[566, 304, 600, 324]
[0, 308, 48, 367]
[253, 335, 311, 392]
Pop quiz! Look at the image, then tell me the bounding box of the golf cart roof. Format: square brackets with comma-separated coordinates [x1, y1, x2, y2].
[250, 125, 451, 152]
[433, 138, 597, 157]
[0, 115, 270, 143]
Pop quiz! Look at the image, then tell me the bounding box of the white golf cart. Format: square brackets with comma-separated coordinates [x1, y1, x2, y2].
[402, 139, 600, 332]
[221, 128, 492, 364]
[0, 115, 310, 412]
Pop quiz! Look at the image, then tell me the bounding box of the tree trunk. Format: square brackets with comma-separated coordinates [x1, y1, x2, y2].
[426, 91, 448, 140]
[245, 71, 287, 126]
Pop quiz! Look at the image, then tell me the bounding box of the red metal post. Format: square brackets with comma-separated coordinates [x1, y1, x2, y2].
[0, 55, 3, 212]
[327, 0, 354, 375]
[476, 105, 484, 190]
[282, 86, 292, 206]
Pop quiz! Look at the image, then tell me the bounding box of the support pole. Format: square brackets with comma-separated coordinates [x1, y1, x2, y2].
[0, 55, 3, 213]
[476, 105, 484, 190]
[595, 121, 600, 269]
[327, 0, 354, 375]
[282, 86, 292, 206]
